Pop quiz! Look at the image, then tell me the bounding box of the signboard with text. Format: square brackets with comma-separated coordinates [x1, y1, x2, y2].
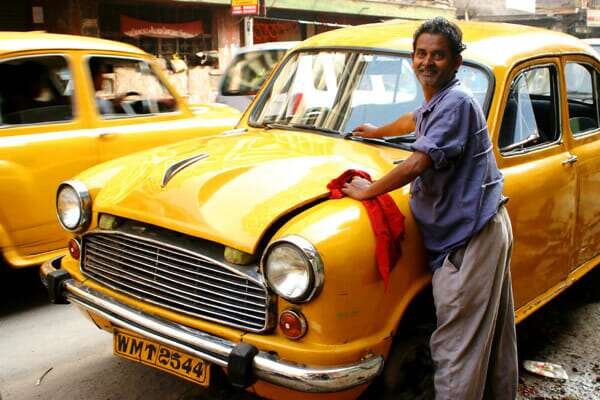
[588, 9, 600, 27]
[232, 0, 259, 16]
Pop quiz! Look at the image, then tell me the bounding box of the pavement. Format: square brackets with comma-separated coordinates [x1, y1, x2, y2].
[1, 265, 600, 400]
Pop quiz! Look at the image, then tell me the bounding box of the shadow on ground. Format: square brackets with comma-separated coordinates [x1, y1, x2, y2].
[0, 265, 48, 318]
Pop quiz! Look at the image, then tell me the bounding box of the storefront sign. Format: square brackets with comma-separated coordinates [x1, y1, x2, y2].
[121, 15, 203, 39]
[232, 0, 259, 16]
[587, 9, 600, 27]
[254, 20, 298, 43]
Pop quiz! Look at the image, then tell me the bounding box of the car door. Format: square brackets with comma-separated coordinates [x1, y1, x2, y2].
[0, 52, 98, 266]
[83, 55, 218, 162]
[494, 58, 576, 312]
[561, 55, 600, 269]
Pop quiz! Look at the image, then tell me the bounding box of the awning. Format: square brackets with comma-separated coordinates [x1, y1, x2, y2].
[121, 15, 204, 39]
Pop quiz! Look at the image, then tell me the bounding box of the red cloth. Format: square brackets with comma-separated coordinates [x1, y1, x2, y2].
[327, 169, 405, 289]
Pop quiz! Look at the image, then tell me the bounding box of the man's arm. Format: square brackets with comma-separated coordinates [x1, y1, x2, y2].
[352, 112, 416, 139]
[341, 150, 432, 200]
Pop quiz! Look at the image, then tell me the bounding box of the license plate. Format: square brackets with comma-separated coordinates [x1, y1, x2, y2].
[114, 329, 210, 386]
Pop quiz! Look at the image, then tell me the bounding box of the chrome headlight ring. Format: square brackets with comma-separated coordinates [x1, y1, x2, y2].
[261, 235, 324, 303]
[56, 180, 92, 232]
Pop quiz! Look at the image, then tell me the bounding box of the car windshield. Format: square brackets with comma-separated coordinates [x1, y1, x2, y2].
[251, 50, 490, 147]
[221, 49, 288, 96]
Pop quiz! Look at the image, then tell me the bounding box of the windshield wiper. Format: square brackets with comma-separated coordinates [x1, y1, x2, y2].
[343, 133, 414, 151]
[288, 123, 340, 135]
[264, 122, 340, 135]
[264, 122, 293, 130]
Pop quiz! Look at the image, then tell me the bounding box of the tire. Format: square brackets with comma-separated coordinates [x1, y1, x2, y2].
[361, 324, 435, 400]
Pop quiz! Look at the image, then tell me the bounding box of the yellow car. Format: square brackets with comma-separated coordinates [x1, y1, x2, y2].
[0, 32, 240, 270]
[41, 21, 600, 399]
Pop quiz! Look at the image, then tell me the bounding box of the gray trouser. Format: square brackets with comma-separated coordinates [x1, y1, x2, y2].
[430, 207, 518, 400]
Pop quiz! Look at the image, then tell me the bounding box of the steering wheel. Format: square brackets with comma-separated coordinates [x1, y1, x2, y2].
[119, 91, 142, 115]
[123, 91, 141, 98]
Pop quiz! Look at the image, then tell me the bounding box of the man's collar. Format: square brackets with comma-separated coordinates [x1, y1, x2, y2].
[419, 77, 460, 114]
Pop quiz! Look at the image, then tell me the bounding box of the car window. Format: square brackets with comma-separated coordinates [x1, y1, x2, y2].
[499, 64, 560, 153]
[221, 49, 287, 96]
[565, 62, 599, 135]
[0, 55, 74, 126]
[87, 56, 177, 119]
[252, 50, 490, 134]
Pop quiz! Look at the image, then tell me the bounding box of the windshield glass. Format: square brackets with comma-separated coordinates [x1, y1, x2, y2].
[251, 50, 490, 135]
[221, 49, 288, 96]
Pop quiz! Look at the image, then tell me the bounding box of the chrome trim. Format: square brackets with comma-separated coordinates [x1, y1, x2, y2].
[56, 180, 92, 233]
[41, 257, 384, 393]
[217, 128, 248, 136]
[80, 228, 275, 332]
[261, 235, 324, 303]
[561, 154, 578, 165]
[161, 153, 209, 188]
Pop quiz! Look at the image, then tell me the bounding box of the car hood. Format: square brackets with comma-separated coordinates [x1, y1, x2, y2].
[93, 128, 410, 253]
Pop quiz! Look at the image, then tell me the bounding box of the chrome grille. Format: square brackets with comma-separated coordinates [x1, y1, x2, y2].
[81, 232, 270, 332]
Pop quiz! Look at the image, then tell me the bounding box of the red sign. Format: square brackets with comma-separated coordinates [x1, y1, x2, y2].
[231, 0, 259, 16]
[121, 15, 204, 39]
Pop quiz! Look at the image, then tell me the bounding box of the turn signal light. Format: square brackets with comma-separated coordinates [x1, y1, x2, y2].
[68, 238, 81, 260]
[279, 309, 307, 340]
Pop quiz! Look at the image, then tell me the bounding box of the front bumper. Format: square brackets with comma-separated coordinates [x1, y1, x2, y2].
[40, 256, 384, 393]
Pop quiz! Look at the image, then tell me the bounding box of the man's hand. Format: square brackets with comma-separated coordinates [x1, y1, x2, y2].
[352, 123, 379, 138]
[342, 176, 373, 200]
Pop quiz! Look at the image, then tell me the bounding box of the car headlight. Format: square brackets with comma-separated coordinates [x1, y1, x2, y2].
[56, 180, 91, 232]
[261, 235, 323, 302]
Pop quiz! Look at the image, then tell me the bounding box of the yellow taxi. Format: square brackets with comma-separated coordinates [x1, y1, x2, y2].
[0, 32, 240, 270]
[41, 21, 600, 399]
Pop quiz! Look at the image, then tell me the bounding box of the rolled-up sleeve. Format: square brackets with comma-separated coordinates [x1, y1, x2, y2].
[411, 97, 471, 170]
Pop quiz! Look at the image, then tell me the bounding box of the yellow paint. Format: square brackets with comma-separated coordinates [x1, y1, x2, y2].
[0, 32, 240, 268]
[48, 21, 600, 399]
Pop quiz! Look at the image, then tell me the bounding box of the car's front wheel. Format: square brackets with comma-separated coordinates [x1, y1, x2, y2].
[360, 323, 435, 400]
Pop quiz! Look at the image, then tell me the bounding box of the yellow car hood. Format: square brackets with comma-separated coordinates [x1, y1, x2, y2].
[94, 129, 409, 253]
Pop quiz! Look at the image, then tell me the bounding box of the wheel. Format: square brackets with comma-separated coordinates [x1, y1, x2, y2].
[361, 324, 435, 400]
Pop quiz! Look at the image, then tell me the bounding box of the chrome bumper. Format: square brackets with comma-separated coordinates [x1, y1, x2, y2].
[40, 257, 384, 393]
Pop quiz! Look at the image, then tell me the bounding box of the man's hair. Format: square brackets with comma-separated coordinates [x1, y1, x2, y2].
[413, 17, 466, 57]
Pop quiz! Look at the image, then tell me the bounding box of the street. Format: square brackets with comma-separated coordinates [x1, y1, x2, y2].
[0, 267, 256, 400]
[2, 266, 600, 400]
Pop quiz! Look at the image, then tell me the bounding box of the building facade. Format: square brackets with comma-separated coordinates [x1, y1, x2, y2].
[455, 0, 600, 37]
[1, 0, 456, 102]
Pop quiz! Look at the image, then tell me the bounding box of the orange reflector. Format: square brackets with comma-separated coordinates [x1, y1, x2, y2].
[68, 238, 81, 260]
[279, 309, 307, 340]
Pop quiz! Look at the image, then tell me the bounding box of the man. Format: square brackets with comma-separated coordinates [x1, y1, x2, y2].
[342, 17, 518, 400]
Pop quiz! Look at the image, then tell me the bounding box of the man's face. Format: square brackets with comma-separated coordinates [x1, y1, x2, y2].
[412, 33, 462, 94]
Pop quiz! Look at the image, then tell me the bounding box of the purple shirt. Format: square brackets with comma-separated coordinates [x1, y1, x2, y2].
[410, 78, 504, 271]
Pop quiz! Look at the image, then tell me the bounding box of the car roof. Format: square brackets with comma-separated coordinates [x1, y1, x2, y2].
[296, 20, 596, 68]
[0, 31, 147, 56]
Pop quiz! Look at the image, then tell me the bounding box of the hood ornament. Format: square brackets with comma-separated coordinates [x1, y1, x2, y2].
[161, 153, 209, 188]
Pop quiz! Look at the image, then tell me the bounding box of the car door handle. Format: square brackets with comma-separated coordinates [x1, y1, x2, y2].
[98, 132, 116, 139]
[561, 154, 578, 165]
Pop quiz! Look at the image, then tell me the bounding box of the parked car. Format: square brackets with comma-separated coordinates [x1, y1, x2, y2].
[0, 31, 240, 270]
[583, 38, 600, 55]
[41, 21, 600, 399]
[216, 41, 298, 112]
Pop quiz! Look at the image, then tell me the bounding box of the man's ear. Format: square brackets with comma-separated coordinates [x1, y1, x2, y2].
[454, 54, 463, 70]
